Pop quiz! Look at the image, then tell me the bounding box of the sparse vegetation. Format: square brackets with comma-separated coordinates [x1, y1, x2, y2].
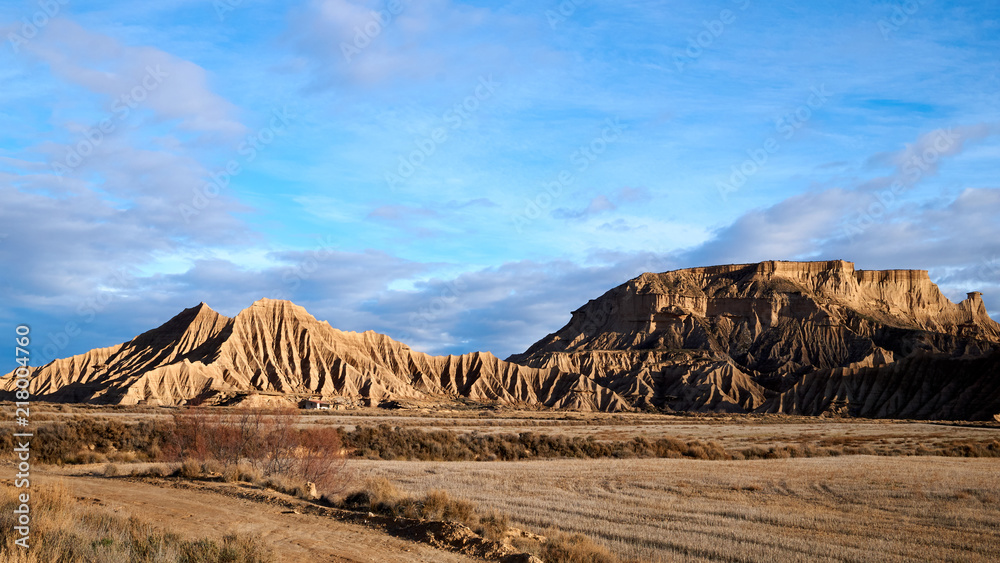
[4, 406, 999, 561]
[536, 531, 619, 563]
[15, 418, 171, 465]
[341, 424, 1000, 461]
[343, 425, 733, 461]
[0, 482, 273, 562]
[165, 407, 347, 493]
[5, 410, 998, 472]
[342, 477, 479, 525]
[338, 477, 619, 561]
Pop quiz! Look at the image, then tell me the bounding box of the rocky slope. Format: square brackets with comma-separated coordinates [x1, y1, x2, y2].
[507, 260, 1000, 419]
[3, 299, 628, 411]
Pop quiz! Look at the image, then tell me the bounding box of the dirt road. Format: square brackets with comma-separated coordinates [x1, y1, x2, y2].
[35, 468, 478, 563]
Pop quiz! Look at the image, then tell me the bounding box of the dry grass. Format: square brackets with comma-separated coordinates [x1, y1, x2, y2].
[353, 456, 1000, 562]
[341, 477, 478, 525]
[0, 481, 273, 562]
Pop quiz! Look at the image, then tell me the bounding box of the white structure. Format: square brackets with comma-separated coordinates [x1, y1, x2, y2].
[302, 399, 332, 410]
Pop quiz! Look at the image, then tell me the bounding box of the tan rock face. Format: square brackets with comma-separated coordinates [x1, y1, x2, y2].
[2, 298, 629, 412]
[5, 260, 998, 418]
[508, 260, 1000, 418]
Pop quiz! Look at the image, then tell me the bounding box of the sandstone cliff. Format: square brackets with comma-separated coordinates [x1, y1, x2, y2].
[508, 260, 1000, 419]
[2, 299, 628, 411]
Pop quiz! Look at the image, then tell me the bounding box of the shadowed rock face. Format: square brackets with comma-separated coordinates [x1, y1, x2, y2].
[1, 299, 629, 411]
[506, 260, 1000, 419]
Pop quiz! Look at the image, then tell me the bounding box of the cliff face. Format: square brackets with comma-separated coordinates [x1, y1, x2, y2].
[2, 299, 629, 411]
[508, 260, 1000, 418]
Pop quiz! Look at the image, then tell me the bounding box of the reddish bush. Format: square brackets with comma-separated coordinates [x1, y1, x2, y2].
[165, 407, 347, 493]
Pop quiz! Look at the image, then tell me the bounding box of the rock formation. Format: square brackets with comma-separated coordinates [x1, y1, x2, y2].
[507, 260, 1000, 419]
[2, 299, 628, 411]
[6, 260, 998, 418]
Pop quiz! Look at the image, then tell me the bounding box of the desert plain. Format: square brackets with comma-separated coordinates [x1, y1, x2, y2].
[3, 404, 999, 563]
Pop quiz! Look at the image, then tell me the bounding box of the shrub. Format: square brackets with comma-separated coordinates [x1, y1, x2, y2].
[33, 418, 170, 465]
[133, 463, 176, 478]
[222, 465, 240, 483]
[102, 463, 121, 477]
[202, 459, 224, 475]
[237, 463, 262, 483]
[164, 408, 347, 495]
[477, 509, 510, 541]
[540, 531, 619, 563]
[340, 425, 744, 462]
[152, 463, 175, 477]
[180, 458, 202, 479]
[263, 475, 311, 499]
[343, 477, 401, 510]
[422, 490, 477, 525]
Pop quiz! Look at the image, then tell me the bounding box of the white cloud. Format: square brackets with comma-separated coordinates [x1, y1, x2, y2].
[21, 19, 244, 138]
[287, 0, 545, 92]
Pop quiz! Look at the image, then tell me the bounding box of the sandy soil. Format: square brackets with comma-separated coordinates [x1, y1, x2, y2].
[34, 466, 478, 563]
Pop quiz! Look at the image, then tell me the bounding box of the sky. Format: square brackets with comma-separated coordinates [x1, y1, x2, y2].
[2, 0, 999, 364]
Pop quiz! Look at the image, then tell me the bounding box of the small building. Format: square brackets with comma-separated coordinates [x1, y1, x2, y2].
[302, 399, 333, 410]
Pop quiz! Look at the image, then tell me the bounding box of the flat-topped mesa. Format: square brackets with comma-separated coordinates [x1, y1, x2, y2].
[517, 259, 1000, 362]
[625, 260, 992, 335]
[509, 259, 1000, 418]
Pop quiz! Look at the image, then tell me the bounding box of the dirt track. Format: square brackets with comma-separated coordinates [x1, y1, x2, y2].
[35, 468, 477, 563]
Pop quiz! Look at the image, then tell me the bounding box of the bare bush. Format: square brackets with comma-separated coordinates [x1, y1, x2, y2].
[164, 407, 347, 494]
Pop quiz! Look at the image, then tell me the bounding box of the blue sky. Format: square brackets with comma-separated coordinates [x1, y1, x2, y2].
[2, 0, 999, 363]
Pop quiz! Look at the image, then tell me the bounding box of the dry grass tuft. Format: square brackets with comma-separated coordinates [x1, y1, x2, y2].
[539, 531, 619, 563]
[180, 458, 202, 479]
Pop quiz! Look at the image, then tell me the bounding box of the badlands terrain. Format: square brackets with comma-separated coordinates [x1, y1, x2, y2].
[5, 260, 1000, 420]
[2, 260, 1000, 561]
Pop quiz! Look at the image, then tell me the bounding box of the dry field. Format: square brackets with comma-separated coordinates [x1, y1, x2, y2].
[6, 404, 1000, 561]
[353, 456, 1000, 562]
